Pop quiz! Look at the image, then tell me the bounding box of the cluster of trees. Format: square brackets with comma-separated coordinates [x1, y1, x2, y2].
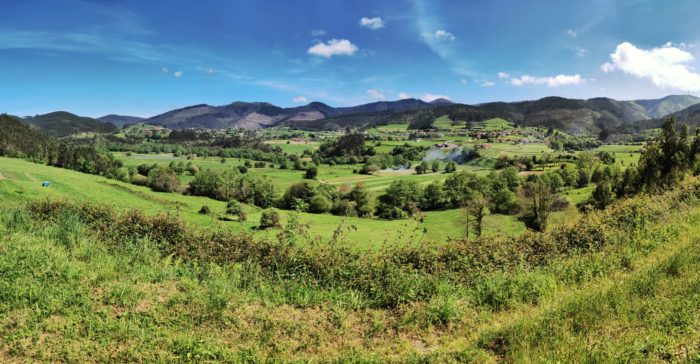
[583, 118, 700, 210]
[189, 168, 277, 208]
[281, 182, 372, 217]
[548, 133, 602, 151]
[376, 168, 521, 223]
[0, 114, 126, 180]
[316, 133, 375, 164]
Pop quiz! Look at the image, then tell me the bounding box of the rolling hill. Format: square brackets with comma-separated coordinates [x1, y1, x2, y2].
[98, 114, 145, 127]
[23, 111, 117, 137]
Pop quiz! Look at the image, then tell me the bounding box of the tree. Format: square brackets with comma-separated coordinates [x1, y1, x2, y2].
[147, 166, 180, 192]
[347, 184, 372, 217]
[376, 180, 423, 219]
[421, 181, 445, 210]
[309, 194, 332, 213]
[524, 179, 554, 231]
[431, 160, 440, 173]
[444, 160, 457, 173]
[590, 179, 615, 209]
[466, 195, 489, 238]
[305, 167, 318, 179]
[415, 161, 429, 175]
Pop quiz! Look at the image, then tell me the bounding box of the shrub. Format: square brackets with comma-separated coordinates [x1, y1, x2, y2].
[226, 200, 242, 216]
[359, 164, 380, 175]
[260, 209, 281, 229]
[304, 167, 318, 179]
[198, 205, 211, 215]
[147, 166, 180, 192]
[309, 194, 332, 213]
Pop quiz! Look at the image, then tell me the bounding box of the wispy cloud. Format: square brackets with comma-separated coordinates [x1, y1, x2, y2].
[481, 80, 495, 87]
[173, 70, 183, 78]
[509, 74, 585, 87]
[421, 93, 451, 102]
[307, 39, 358, 58]
[360, 17, 385, 30]
[310, 29, 327, 37]
[422, 29, 455, 42]
[367, 88, 385, 100]
[413, 0, 470, 76]
[292, 96, 308, 103]
[399, 92, 412, 99]
[498, 72, 509, 79]
[601, 41, 700, 91]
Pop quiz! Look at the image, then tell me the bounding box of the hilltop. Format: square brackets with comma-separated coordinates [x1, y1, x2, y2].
[22, 111, 117, 137]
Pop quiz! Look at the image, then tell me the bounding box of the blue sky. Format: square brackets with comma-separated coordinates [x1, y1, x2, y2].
[2, 0, 700, 117]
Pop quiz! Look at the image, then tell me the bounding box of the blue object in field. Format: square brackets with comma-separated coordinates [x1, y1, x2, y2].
[41, 181, 50, 187]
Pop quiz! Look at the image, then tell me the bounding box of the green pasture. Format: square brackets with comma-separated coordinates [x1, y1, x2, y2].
[0, 157, 526, 249]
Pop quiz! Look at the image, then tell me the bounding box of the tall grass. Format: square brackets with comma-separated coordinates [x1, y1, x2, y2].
[1, 178, 700, 361]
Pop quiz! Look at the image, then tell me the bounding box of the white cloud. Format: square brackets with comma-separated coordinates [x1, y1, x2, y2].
[310, 29, 327, 37]
[601, 41, 700, 91]
[481, 80, 495, 87]
[292, 96, 308, 103]
[509, 74, 585, 87]
[399, 92, 412, 99]
[421, 93, 451, 102]
[574, 47, 590, 57]
[307, 39, 358, 58]
[204, 67, 216, 75]
[498, 72, 509, 79]
[359, 17, 385, 30]
[161, 67, 168, 74]
[173, 70, 183, 78]
[367, 88, 385, 100]
[566, 29, 577, 37]
[423, 29, 455, 42]
[460, 79, 468, 84]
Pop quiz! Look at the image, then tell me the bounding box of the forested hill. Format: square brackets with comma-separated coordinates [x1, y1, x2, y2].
[23, 111, 117, 137]
[0, 114, 56, 161]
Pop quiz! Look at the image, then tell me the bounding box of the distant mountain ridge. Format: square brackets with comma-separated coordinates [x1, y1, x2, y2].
[98, 114, 145, 127]
[9, 94, 700, 136]
[145, 98, 433, 130]
[142, 95, 699, 134]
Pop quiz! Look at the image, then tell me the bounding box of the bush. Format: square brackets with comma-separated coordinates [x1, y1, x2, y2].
[198, 205, 211, 215]
[305, 167, 318, 179]
[260, 209, 281, 229]
[147, 166, 180, 192]
[309, 194, 332, 213]
[226, 200, 243, 216]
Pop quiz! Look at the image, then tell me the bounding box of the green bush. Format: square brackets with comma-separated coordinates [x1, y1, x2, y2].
[259, 209, 281, 229]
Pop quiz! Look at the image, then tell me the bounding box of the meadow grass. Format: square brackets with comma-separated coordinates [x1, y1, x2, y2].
[0, 157, 525, 249]
[1, 177, 699, 362]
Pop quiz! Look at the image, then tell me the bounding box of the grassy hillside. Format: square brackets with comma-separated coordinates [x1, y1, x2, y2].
[1, 178, 699, 362]
[0, 157, 526, 248]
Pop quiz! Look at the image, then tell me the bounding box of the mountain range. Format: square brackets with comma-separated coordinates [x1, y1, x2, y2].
[141, 95, 700, 134]
[13, 95, 700, 136]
